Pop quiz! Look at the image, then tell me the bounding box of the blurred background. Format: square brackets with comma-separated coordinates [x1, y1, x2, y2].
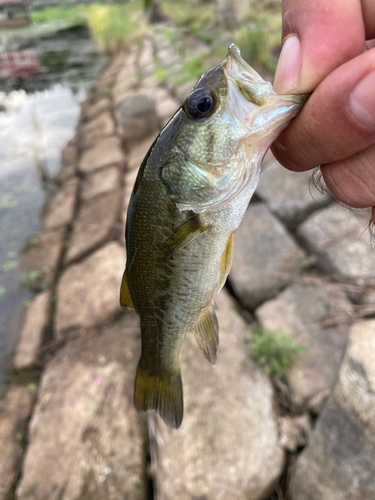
[1, 2, 375, 500]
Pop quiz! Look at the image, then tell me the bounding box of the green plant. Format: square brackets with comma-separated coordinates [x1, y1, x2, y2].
[0, 286, 6, 298]
[21, 270, 44, 289]
[0, 193, 17, 208]
[2, 260, 18, 272]
[85, 2, 145, 53]
[30, 5, 85, 25]
[249, 326, 308, 379]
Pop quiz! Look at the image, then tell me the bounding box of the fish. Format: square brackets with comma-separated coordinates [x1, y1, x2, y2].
[120, 44, 308, 429]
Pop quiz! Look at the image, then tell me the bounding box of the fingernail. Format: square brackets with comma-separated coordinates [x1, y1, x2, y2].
[350, 71, 375, 127]
[273, 35, 302, 94]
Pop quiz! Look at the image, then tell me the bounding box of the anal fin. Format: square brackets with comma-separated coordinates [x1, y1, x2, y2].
[192, 306, 219, 365]
[218, 231, 236, 291]
[120, 270, 134, 310]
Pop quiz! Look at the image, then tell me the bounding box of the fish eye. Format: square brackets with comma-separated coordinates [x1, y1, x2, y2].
[186, 88, 216, 120]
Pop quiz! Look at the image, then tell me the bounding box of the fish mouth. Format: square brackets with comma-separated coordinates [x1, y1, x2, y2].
[224, 43, 310, 105]
[224, 44, 266, 86]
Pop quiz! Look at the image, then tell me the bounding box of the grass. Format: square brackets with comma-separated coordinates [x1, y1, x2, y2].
[85, 2, 146, 53]
[31, 2, 146, 53]
[249, 326, 308, 379]
[30, 5, 85, 25]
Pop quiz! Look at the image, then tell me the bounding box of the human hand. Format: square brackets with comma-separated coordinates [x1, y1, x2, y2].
[271, 0, 375, 224]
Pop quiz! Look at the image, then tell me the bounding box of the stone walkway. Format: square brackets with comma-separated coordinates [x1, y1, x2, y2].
[1, 32, 375, 500]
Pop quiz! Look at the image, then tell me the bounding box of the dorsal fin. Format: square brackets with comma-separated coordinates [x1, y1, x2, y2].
[120, 270, 134, 310]
[192, 306, 219, 365]
[218, 231, 236, 292]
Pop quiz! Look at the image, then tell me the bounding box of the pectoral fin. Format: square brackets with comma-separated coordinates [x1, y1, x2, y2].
[120, 270, 134, 310]
[218, 231, 236, 292]
[192, 305, 219, 365]
[160, 212, 210, 259]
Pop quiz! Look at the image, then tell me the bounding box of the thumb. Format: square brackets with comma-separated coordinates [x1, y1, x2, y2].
[273, 0, 365, 94]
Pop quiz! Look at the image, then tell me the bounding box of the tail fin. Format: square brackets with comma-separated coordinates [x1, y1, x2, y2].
[134, 362, 183, 429]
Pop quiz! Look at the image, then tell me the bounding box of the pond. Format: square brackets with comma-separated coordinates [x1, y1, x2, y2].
[0, 21, 106, 383]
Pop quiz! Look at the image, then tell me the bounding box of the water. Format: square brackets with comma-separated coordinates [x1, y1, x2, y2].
[0, 22, 105, 382]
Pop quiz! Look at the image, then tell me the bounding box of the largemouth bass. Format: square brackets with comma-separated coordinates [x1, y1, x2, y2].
[121, 44, 308, 428]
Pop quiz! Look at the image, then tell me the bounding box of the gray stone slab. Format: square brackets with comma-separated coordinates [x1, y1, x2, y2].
[156, 96, 179, 126]
[278, 414, 312, 453]
[174, 79, 196, 103]
[0, 385, 35, 500]
[117, 94, 159, 144]
[85, 97, 111, 121]
[297, 204, 375, 279]
[128, 135, 155, 171]
[53, 164, 76, 185]
[157, 290, 285, 500]
[14, 291, 51, 370]
[81, 166, 121, 201]
[112, 77, 139, 106]
[17, 314, 147, 500]
[256, 283, 350, 411]
[79, 136, 124, 174]
[23, 228, 65, 289]
[81, 111, 115, 150]
[65, 189, 121, 264]
[43, 178, 78, 231]
[256, 158, 330, 225]
[229, 203, 308, 309]
[291, 319, 375, 500]
[61, 142, 77, 167]
[55, 242, 125, 337]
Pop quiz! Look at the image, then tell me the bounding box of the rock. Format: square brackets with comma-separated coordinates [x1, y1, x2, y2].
[81, 111, 115, 150]
[112, 60, 138, 106]
[79, 137, 124, 174]
[55, 242, 125, 337]
[256, 159, 330, 226]
[117, 94, 159, 143]
[53, 164, 76, 185]
[0, 385, 35, 500]
[229, 203, 308, 309]
[61, 142, 77, 167]
[65, 190, 121, 264]
[174, 79, 196, 103]
[157, 290, 285, 500]
[85, 97, 111, 121]
[81, 166, 121, 201]
[43, 178, 79, 231]
[112, 77, 139, 106]
[157, 49, 180, 70]
[156, 96, 179, 126]
[128, 135, 155, 171]
[13, 291, 51, 370]
[16, 314, 147, 500]
[256, 283, 351, 411]
[297, 204, 375, 279]
[291, 319, 375, 500]
[23, 228, 65, 289]
[307, 387, 330, 416]
[278, 414, 311, 452]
